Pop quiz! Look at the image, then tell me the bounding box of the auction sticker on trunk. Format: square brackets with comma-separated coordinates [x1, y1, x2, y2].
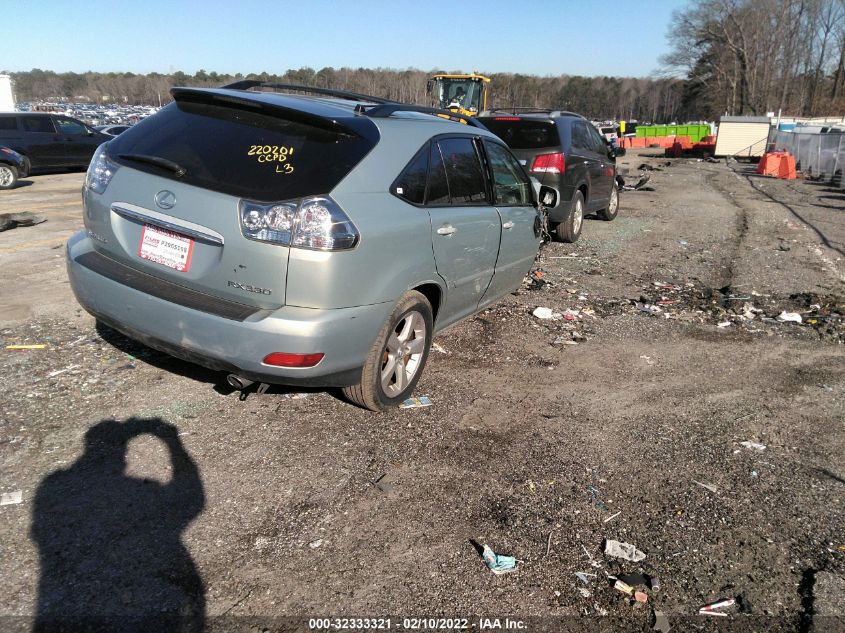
[138, 225, 194, 272]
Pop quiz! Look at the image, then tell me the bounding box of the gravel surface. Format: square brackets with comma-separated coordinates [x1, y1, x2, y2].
[0, 153, 843, 632]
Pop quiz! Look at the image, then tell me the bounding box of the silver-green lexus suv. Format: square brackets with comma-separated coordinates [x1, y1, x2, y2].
[66, 83, 542, 410]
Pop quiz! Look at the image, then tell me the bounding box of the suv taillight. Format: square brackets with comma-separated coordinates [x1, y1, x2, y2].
[239, 195, 359, 251]
[530, 152, 565, 174]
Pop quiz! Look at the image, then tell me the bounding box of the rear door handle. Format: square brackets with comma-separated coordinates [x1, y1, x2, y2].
[437, 225, 457, 236]
[502, 221, 515, 230]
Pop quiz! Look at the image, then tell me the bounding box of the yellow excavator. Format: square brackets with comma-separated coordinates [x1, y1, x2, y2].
[427, 73, 491, 117]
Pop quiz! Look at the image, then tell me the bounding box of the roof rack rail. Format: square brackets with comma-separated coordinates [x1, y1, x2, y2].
[357, 103, 488, 129]
[220, 80, 395, 104]
[483, 108, 582, 118]
[487, 107, 555, 114]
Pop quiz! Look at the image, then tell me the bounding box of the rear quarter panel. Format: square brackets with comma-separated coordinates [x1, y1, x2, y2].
[285, 118, 458, 310]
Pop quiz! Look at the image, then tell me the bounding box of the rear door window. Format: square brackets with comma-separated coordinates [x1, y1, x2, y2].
[479, 119, 558, 149]
[21, 116, 56, 134]
[570, 121, 591, 152]
[437, 137, 488, 204]
[393, 145, 427, 205]
[108, 99, 377, 202]
[0, 117, 18, 131]
[588, 125, 608, 153]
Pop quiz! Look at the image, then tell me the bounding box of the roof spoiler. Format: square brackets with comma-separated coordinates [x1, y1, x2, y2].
[219, 80, 395, 104]
[170, 87, 362, 137]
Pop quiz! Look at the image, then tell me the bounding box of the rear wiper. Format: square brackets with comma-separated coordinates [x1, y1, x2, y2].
[118, 153, 187, 177]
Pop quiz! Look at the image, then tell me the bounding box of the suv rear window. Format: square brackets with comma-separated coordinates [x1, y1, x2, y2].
[478, 119, 558, 149]
[0, 117, 17, 131]
[108, 100, 377, 202]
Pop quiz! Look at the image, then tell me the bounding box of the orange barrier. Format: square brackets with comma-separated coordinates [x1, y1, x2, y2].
[756, 152, 796, 179]
[621, 135, 691, 149]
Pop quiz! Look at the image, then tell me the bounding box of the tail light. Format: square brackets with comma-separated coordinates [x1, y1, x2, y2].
[85, 144, 120, 194]
[263, 352, 324, 368]
[239, 195, 359, 251]
[530, 152, 565, 174]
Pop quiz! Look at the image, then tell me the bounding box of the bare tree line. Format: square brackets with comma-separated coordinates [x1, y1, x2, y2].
[663, 0, 845, 118]
[6, 67, 685, 123]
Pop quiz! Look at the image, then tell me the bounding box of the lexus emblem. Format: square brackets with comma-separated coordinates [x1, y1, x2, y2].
[155, 190, 176, 210]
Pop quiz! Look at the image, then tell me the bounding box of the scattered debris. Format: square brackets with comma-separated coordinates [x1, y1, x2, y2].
[603, 511, 622, 523]
[581, 544, 601, 568]
[431, 342, 449, 354]
[308, 539, 323, 549]
[399, 396, 432, 409]
[6, 344, 47, 350]
[634, 591, 648, 603]
[373, 473, 395, 493]
[526, 268, 551, 290]
[699, 598, 735, 615]
[622, 174, 652, 191]
[0, 490, 23, 506]
[614, 579, 634, 596]
[578, 587, 592, 598]
[653, 611, 671, 632]
[739, 441, 766, 451]
[777, 311, 803, 324]
[604, 539, 646, 562]
[693, 480, 719, 493]
[0, 212, 47, 232]
[481, 544, 517, 575]
[533, 306, 560, 320]
[619, 573, 650, 587]
[46, 364, 80, 378]
[575, 572, 596, 585]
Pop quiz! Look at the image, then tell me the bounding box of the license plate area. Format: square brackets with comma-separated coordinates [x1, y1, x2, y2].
[138, 224, 195, 272]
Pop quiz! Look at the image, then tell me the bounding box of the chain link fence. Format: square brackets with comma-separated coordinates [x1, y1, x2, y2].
[769, 130, 845, 187]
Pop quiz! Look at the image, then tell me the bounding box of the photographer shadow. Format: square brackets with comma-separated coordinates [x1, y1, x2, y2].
[31, 418, 206, 632]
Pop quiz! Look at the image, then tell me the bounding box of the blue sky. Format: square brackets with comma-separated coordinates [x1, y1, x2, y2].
[3, 0, 687, 77]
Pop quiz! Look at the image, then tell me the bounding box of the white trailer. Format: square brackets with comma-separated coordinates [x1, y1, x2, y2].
[0, 75, 14, 111]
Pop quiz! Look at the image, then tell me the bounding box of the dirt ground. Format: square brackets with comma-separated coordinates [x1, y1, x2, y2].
[0, 151, 843, 632]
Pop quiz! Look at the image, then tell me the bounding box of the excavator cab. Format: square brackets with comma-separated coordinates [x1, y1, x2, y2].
[427, 73, 491, 117]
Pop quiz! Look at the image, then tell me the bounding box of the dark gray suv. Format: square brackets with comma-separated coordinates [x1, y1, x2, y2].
[478, 110, 619, 242]
[66, 83, 542, 411]
[0, 112, 110, 174]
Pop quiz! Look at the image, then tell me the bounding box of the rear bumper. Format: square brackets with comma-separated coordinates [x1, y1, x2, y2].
[66, 232, 394, 387]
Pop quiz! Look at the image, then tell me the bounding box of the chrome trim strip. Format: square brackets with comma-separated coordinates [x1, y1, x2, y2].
[111, 202, 225, 245]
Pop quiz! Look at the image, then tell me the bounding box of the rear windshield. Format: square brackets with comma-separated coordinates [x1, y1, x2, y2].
[478, 119, 559, 150]
[108, 100, 376, 201]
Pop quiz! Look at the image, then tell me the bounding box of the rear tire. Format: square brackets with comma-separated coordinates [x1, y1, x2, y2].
[0, 164, 18, 190]
[343, 290, 433, 411]
[598, 182, 619, 221]
[555, 190, 584, 243]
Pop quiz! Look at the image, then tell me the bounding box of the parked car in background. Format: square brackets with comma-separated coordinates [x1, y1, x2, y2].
[95, 124, 131, 137]
[0, 145, 29, 189]
[0, 113, 110, 174]
[67, 84, 543, 410]
[478, 110, 619, 242]
[598, 125, 618, 144]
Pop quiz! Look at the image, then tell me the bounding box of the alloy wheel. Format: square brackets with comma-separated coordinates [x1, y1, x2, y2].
[381, 310, 427, 397]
